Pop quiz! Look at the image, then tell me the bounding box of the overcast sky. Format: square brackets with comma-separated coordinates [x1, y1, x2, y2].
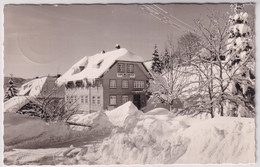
[4, 3, 254, 79]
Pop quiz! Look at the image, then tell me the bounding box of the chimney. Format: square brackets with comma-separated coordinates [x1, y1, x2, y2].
[115, 44, 120, 49]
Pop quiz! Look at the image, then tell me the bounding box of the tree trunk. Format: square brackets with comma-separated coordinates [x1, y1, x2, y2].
[210, 106, 214, 118]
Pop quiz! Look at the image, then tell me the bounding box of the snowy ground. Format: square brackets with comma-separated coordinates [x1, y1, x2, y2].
[4, 102, 255, 165]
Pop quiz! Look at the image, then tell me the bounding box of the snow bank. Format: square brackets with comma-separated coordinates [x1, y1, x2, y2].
[56, 48, 144, 86]
[145, 107, 169, 115]
[4, 111, 255, 165]
[4, 147, 68, 165]
[77, 115, 254, 164]
[105, 101, 143, 127]
[86, 113, 189, 164]
[176, 117, 255, 164]
[68, 111, 113, 134]
[4, 96, 34, 113]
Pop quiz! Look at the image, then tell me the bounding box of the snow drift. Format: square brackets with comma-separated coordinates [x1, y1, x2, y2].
[67, 111, 113, 134]
[77, 109, 255, 164]
[105, 101, 143, 128]
[4, 102, 255, 165]
[145, 107, 170, 115]
[176, 117, 255, 163]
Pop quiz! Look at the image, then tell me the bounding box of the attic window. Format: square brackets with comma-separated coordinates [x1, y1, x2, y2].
[97, 60, 103, 68]
[118, 63, 125, 73]
[66, 81, 74, 89]
[76, 80, 83, 87]
[127, 64, 134, 73]
[23, 85, 28, 89]
[79, 66, 85, 71]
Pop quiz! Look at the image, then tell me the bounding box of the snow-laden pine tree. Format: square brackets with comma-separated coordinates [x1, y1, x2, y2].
[151, 45, 162, 74]
[161, 48, 170, 70]
[226, 4, 255, 117]
[4, 77, 18, 101]
[148, 42, 198, 112]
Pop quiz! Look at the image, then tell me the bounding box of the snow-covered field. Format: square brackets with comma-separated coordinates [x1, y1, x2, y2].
[4, 102, 255, 165]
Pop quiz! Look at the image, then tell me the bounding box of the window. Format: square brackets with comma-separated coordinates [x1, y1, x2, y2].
[122, 95, 129, 104]
[70, 96, 74, 102]
[23, 85, 28, 89]
[92, 96, 96, 105]
[97, 60, 103, 68]
[110, 96, 117, 105]
[96, 80, 101, 87]
[110, 80, 117, 88]
[76, 81, 83, 87]
[67, 82, 74, 88]
[127, 64, 134, 73]
[134, 81, 145, 88]
[118, 63, 125, 73]
[68, 96, 73, 103]
[35, 85, 40, 90]
[85, 96, 88, 104]
[97, 96, 101, 105]
[74, 96, 77, 102]
[122, 80, 129, 88]
[81, 96, 84, 103]
[79, 66, 85, 71]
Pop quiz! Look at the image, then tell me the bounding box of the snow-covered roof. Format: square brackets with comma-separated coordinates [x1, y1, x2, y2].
[56, 48, 144, 85]
[18, 77, 65, 97]
[4, 96, 34, 113]
[18, 77, 48, 97]
[143, 60, 153, 70]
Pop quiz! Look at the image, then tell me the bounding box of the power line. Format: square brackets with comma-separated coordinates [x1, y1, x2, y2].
[142, 4, 197, 34]
[143, 5, 187, 33]
[150, 5, 195, 33]
[153, 5, 197, 32]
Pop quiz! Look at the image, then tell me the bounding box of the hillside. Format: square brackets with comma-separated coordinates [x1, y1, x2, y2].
[3, 77, 30, 91]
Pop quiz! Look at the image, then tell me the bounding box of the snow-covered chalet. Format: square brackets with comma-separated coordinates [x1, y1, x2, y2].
[56, 47, 151, 113]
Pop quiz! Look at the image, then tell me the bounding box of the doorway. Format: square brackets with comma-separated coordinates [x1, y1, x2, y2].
[133, 94, 141, 109]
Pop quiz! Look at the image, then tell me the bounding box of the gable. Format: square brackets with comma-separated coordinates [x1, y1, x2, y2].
[102, 61, 150, 79]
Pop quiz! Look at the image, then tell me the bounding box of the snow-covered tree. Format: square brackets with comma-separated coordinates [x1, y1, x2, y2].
[147, 5, 255, 118]
[148, 41, 199, 112]
[186, 5, 255, 118]
[175, 10, 232, 118]
[161, 48, 170, 70]
[226, 4, 255, 116]
[4, 77, 18, 101]
[151, 45, 163, 74]
[178, 32, 201, 63]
